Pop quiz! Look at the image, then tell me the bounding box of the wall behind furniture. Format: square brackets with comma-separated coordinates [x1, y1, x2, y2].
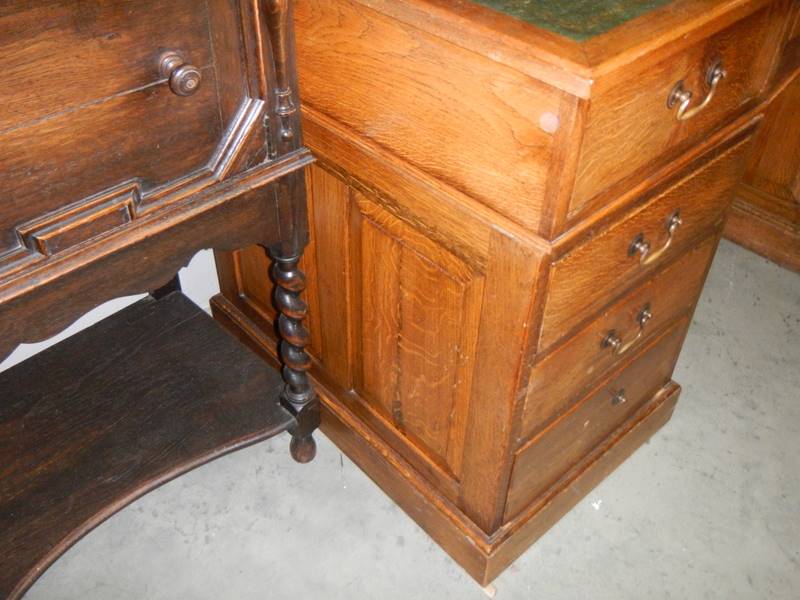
[0, 251, 219, 372]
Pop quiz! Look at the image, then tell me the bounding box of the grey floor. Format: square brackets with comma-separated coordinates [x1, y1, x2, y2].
[25, 240, 800, 600]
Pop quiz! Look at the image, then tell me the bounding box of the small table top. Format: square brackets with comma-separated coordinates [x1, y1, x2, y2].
[472, 0, 673, 41]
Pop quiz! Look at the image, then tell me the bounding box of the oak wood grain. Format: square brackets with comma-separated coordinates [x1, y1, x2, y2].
[213, 0, 786, 584]
[572, 3, 780, 213]
[520, 235, 718, 444]
[294, 0, 563, 233]
[725, 22, 800, 271]
[506, 316, 689, 520]
[540, 133, 753, 352]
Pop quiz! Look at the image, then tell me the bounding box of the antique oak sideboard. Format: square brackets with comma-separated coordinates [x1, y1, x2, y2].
[0, 1, 319, 597]
[212, 0, 799, 585]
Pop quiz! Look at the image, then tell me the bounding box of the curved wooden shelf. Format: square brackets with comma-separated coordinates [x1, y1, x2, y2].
[0, 292, 294, 600]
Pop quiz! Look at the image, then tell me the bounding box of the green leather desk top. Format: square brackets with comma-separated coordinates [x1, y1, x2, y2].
[472, 0, 673, 41]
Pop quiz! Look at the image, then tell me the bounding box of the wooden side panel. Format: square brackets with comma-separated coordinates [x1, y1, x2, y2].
[358, 217, 402, 418]
[235, 164, 490, 485]
[725, 9, 799, 270]
[725, 67, 800, 272]
[305, 167, 353, 379]
[743, 77, 800, 204]
[352, 193, 485, 479]
[294, 0, 563, 233]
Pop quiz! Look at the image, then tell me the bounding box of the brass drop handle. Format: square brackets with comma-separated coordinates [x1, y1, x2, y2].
[159, 51, 202, 97]
[611, 389, 627, 406]
[603, 304, 653, 356]
[629, 211, 682, 265]
[667, 61, 726, 121]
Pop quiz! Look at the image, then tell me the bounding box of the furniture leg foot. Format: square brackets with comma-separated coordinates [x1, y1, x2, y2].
[270, 249, 321, 463]
[290, 434, 317, 463]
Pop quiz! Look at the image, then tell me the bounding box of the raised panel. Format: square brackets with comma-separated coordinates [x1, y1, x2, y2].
[358, 217, 402, 419]
[353, 195, 484, 478]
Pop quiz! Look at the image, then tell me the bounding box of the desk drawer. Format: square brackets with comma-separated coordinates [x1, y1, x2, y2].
[506, 317, 689, 521]
[520, 235, 717, 445]
[539, 131, 752, 352]
[571, 2, 785, 214]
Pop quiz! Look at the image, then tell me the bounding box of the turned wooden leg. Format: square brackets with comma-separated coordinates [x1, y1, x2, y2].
[271, 250, 320, 463]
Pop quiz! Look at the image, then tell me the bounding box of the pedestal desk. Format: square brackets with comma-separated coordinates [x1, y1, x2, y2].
[212, 0, 799, 584]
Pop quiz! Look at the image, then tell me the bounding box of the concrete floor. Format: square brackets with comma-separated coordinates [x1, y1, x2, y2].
[25, 240, 800, 600]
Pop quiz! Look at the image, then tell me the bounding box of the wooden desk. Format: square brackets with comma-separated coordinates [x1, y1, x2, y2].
[212, 0, 797, 584]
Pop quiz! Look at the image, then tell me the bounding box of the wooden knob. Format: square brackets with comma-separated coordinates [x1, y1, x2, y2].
[158, 51, 201, 96]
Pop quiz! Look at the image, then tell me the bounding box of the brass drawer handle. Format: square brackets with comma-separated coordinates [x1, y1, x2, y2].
[667, 61, 726, 121]
[159, 51, 202, 97]
[603, 304, 652, 356]
[611, 389, 627, 406]
[629, 211, 682, 265]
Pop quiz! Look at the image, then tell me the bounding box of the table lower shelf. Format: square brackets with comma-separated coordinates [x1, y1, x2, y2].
[0, 292, 294, 600]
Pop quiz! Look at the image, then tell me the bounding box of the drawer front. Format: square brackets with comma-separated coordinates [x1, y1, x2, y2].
[540, 131, 752, 352]
[505, 317, 690, 521]
[0, 1, 265, 269]
[571, 2, 785, 215]
[520, 235, 718, 445]
[0, 0, 212, 132]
